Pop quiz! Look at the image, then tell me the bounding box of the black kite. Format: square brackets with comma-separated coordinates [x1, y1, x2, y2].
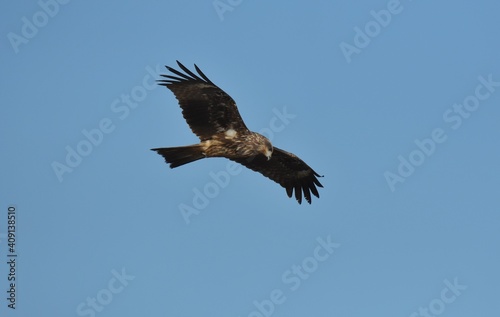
[152, 61, 323, 204]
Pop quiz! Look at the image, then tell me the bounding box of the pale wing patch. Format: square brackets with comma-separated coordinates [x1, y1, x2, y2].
[297, 170, 311, 178]
[225, 128, 237, 139]
[201, 140, 212, 151]
[197, 83, 216, 89]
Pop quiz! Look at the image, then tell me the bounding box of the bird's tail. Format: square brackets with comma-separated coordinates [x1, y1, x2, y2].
[151, 144, 206, 168]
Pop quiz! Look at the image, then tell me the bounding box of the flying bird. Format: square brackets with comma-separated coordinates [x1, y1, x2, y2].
[151, 61, 323, 204]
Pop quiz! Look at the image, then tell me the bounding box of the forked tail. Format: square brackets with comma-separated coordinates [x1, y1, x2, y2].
[151, 144, 205, 168]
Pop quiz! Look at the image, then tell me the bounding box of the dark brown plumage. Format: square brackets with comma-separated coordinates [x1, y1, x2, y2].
[152, 61, 323, 204]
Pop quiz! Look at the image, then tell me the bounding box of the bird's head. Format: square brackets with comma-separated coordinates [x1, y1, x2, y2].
[261, 138, 273, 161]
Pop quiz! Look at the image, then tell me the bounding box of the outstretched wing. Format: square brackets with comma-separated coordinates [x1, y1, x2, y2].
[231, 147, 323, 204]
[158, 61, 249, 141]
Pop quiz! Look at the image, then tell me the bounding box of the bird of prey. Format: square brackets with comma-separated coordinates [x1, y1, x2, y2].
[151, 61, 323, 204]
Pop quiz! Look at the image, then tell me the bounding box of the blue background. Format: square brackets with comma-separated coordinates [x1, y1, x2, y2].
[1, 1, 499, 316]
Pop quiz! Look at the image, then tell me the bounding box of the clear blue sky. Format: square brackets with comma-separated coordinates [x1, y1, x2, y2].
[1, 1, 499, 316]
